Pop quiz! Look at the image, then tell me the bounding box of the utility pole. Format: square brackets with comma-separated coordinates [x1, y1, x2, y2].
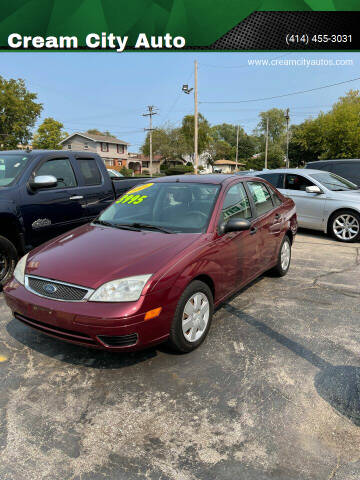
[142, 105, 158, 177]
[194, 60, 199, 174]
[285, 108, 290, 168]
[264, 117, 269, 170]
[235, 125, 239, 171]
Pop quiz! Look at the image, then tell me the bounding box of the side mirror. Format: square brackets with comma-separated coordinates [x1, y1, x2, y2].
[222, 218, 251, 234]
[306, 185, 322, 194]
[29, 175, 58, 189]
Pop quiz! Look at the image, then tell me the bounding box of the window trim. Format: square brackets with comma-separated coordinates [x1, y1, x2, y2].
[117, 144, 125, 154]
[101, 142, 109, 152]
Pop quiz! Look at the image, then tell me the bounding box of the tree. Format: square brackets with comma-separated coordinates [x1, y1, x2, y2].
[0, 76, 42, 149]
[180, 113, 212, 159]
[32, 117, 68, 150]
[247, 144, 285, 170]
[86, 129, 116, 137]
[141, 126, 188, 163]
[257, 108, 287, 144]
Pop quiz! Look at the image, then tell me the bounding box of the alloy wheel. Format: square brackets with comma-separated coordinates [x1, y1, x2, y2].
[333, 214, 359, 241]
[182, 292, 210, 343]
[0, 252, 8, 281]
[281, 240, 291, 271]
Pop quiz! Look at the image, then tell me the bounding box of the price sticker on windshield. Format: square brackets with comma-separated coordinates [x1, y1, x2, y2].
[117, 194, 148, 205]
[116, 182, 154, 205]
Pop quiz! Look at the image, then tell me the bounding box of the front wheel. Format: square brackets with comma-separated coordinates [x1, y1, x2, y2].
[0, 236, 18, 287]
[270, 235, 292, 277]
[329, 210, 360, 243]
[168, 280, 214, 353]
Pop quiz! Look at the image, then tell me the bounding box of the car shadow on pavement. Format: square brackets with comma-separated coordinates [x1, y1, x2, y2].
[223, 304, 360, 427]
[6, 318, 158, 369]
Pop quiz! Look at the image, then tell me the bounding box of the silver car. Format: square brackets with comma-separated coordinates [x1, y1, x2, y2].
[252, 168, 360, 243]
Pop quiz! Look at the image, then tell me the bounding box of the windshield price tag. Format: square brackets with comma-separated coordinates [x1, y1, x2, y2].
[116, 194, 148, 205]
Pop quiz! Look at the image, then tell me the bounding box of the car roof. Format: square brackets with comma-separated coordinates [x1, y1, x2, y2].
[254, 168, 325, 175]
[151, 174, 251, 185]
[307, 159, 360, 164]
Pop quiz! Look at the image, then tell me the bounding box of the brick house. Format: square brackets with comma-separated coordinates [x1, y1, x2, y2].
[59, 132, 130, 169]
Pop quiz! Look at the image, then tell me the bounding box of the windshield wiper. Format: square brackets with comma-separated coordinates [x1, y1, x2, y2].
[129, 223, 174, 234]
[93, 220, 141, 231]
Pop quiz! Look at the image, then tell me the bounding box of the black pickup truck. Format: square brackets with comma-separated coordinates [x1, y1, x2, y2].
[0, 150, 147, 285]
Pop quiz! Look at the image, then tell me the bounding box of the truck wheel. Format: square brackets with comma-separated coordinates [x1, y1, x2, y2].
[0, 236, 18, 287]
[168, 280, 214, 353]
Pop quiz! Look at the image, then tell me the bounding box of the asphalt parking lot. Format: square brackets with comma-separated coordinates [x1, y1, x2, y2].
[0, 231, 360, 480]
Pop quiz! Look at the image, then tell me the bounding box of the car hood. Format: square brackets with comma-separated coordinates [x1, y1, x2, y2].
[26, 223, 201, 289]
[327, 190, 360, 202]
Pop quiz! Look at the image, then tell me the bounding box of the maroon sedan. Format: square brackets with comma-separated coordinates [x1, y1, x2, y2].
[4, 175, 297, 353]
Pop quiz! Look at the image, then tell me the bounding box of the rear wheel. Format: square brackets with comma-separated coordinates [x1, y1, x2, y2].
[270, 235, 291, 277]
[168, 280, 214, 353]
[0, 236, 18, 287]
[329, 210, 360, 243]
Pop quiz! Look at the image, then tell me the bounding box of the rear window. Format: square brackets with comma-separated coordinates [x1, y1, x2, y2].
[78, 159, 102, 186]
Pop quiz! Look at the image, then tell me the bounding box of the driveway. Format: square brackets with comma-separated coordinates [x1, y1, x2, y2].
[0, 231, 360, 480]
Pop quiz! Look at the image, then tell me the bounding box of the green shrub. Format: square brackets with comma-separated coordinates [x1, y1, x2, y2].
[164, 165, 194, 176]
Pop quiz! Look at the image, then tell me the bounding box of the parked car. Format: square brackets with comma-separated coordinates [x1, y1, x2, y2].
[107, 168, 124, 178]
[0, 150, 148, 286]
[253, 168, 360, 242]
[4, 174, 297, 353]
[305, 159, 360, 186]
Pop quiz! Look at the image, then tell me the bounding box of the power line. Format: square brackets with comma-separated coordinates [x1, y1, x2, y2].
[200, 75, 360, 104]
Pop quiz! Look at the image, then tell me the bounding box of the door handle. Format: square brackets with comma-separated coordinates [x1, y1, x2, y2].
[250, 226, 257, 235]
[274, 213, 282, 222]
[69, 195, 84, 200]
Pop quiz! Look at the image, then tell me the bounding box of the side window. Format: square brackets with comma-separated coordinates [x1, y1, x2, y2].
[269, 186, 283, 206]
[285, 174, 315, 191]
[221, 183, 252, 223]
[331, 163, 359, 183]
[36, 158, 77, 188]
[247, 181, 274, 216]
[257, 173, 284, 189]
[78, 159, 102, 186]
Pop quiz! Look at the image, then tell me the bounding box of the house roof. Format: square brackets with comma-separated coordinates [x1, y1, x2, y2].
[214, 159, 245, 166]
[59, 132, 129, 145]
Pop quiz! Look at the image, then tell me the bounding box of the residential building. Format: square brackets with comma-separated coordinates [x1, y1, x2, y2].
[59, 132, 130, 168]
[213, 159, 245, 174]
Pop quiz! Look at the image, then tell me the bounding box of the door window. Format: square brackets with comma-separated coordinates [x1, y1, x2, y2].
[247, 181, 274, 216]
[221, 183, 252, 222]
[78, 159, 102, 186]
[257, 173, 284, 189]
[285, 174, 315, 191]
[36, 158, 77, 188]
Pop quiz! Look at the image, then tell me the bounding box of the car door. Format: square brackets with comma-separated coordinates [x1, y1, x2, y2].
[74, 156, 114, 220]
[213, 181, 261, 299]
[21, 155, 88, 247]
[246, 180, 282, 268]
[283, 173, 326, 229]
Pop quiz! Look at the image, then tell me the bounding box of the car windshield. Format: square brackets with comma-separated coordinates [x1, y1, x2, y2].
[0, 154, 30, 186]
[96, 182, 220, 233]
[309, 172, 359, 191]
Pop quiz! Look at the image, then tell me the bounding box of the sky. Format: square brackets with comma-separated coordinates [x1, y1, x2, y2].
[1, 51, 359, 151]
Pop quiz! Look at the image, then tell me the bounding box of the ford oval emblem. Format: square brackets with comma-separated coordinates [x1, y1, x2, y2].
[43, 283, 57, 294]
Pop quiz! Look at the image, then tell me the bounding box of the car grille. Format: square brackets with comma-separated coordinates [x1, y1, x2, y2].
[26, 275, 92, 301]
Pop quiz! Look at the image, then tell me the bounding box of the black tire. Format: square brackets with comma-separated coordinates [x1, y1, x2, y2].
[329, 209, 360, 243]
[0, 236, 18, 287]
[270, 235, 291, 277]
[168, 280, 214, 353]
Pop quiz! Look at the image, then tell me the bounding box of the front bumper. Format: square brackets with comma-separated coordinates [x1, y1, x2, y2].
[4, 280, 177, 351]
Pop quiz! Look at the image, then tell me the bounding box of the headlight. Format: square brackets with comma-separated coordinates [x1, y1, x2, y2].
[89, 274, 152, 302]
[13, 253, 29, 285]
